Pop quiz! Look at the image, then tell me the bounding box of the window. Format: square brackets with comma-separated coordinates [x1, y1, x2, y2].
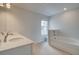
[41, 20, 48, 36]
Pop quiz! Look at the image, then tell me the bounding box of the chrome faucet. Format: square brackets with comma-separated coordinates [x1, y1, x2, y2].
[1, 32, 5, 35]
[1, 32, 14, 42]
[4, 32, 14, 42]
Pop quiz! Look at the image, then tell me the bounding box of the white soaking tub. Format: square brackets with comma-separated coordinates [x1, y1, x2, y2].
[0, 33, 34, 55]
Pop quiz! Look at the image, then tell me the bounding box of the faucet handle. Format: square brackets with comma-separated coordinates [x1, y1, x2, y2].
[0, 39, 1, 42]
[1, 32, 5, 35]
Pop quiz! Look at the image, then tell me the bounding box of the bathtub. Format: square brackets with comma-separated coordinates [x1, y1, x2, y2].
[49, 36, 79, 55]
[0, 33, 34, 55]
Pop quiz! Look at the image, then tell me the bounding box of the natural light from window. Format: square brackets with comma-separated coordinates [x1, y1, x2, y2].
[41, 20, 48, 36]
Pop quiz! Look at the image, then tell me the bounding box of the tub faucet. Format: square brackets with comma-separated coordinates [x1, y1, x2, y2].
[4, 32, 14, 42]
[0, 32, 5, 42]
[0, 32, 14, 42]
[1, 32, 5, 36]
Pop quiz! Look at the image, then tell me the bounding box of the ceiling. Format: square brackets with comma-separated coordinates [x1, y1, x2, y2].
[13, 3, 79, 16]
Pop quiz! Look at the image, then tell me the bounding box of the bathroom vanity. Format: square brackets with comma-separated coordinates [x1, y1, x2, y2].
[0, 33, 34, 55]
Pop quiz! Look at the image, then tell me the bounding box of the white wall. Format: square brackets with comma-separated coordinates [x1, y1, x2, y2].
[0, 8, 6, 32]
[49, 8, 79, 54]
[49, 8, 79, 39]
[0, 6, 48, 43]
